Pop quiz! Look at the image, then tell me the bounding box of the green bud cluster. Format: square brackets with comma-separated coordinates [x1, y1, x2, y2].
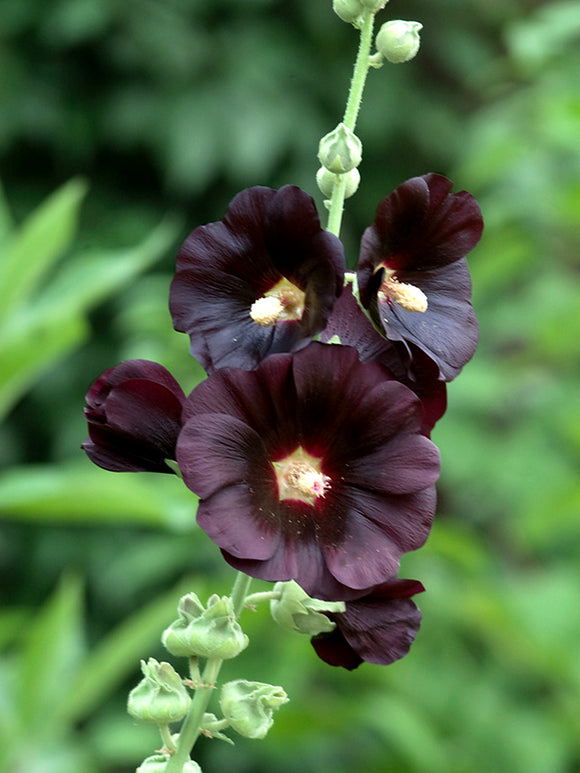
[220, 679, 289, 740]
[162, 592, 249, 660]
[270, 580, 346, 635]
[375, 20, 423, 64]
[127, 658, 192, 725]
[317, 123, 363, 202]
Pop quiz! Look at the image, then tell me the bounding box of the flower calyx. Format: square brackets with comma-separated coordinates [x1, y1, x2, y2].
[220, 679, 289, 740]
[375, 20, 423, 64]
[318, 123, 362, 174]
[270, 581, 346, 636]
[332, 0, 365, 26]
[162, 592, 249, 660]
[127, 658, 192, 725]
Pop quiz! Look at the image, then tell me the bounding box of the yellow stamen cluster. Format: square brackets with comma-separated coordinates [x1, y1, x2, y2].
[275, 449, 330, 504]
[249, 279, 306, 327]
[250, 296, 285, 326]
[379, 272, 428, 312]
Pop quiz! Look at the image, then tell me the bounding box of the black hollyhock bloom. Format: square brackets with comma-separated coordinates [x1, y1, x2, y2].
[320, 283, 447, 436]
[170, 185, 345, 373]
[82, 360, 186, 473]
[357, 174, 483, 381]
[176, 342, 440, 601]
[311, 578, 424, 670]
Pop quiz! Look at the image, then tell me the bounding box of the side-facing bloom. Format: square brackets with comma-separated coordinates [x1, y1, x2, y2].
[82, 360, 185, 473]
[170, 185, 345, 373]
[176, 342, 440, 600]
[357, 174, 483, 381]
[320, 283, 447, 436]
[311, 578, 424, 670]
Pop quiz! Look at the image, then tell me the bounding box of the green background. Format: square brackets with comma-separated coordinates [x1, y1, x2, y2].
[1, 1, 579, 771]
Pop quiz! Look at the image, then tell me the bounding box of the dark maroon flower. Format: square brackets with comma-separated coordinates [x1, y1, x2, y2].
[170, 185, 345, 373]
[320, 283, 447, 436]
[82, 360, 186, 473]
[311, 578, 424, 670]
[176, 342, 440, 600]
[357, 174, 483, 381]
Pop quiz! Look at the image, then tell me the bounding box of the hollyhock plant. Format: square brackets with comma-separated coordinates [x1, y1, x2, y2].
[311, 578, 425, 670]
[357, 173, 483, 381]
[176, 341, 440, 600]
[79, 5, 485, 769]
[82, 359, 186, 473]
[320, 283, 447, 436]
[170, 185, 345, 373]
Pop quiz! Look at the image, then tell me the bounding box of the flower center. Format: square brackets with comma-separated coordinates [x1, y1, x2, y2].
[274, 448, 330, 504]
[250, 278, 306, 327]
[377, 267, 428, 313]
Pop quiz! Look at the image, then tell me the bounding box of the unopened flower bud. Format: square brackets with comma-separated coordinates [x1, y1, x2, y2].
[136, 755, 201, 773]
[333, 0, 364, 25]
[316, 167, 360, 199]
[376, 20, 423, 63]
[318, 123, 362, 174]
[270, 581, 346, 636]
[127, 658, 191, 725]
[220, 680, 289, 740]
[162, 592, 248, 660]
[360, 0, 389, 11]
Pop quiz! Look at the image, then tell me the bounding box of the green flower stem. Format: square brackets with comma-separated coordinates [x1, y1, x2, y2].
[244, 590, 281, 607]
[165, 572, 253, 773]
[326, 8, 376, 237]
[160, 724, 176, 753]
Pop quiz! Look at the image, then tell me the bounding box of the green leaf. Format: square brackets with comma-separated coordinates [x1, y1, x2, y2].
[16, 573, 85, 734]
[0, 215, 180, 420]
[0, 311, 87, 421]
[0, 179, 88, 326]
[0, 180, 14, 249]
[0, 462, 198, 531]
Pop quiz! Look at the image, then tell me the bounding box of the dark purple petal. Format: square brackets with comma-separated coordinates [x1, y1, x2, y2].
[311, 579, 425, 669]
[170, 185, 345, 372]
[82, 360, 185, 473]
[376, 258, 478, 380]
[320, 284, 447, 434]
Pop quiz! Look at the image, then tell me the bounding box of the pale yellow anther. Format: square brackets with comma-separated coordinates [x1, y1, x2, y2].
[379, 276, 428, 312]
[250, 296, 285, 326]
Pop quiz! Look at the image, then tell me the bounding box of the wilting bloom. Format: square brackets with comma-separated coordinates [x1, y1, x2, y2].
[176, 342, 440, 600]
[357, 174, 483, 381]
[170, 185, 345, 373]
[320, 283, 446, 436]
[82, 360, 185, 473]
[311, 578, 424, 670]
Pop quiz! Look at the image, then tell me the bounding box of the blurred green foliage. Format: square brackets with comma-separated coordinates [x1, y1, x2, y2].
[0, 0, 579, 772]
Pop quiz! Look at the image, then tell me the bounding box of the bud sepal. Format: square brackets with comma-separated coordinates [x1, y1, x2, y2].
[270, 581, 346, 635]
[375, 20, 423, 64]
[162, 592, 249, 660]
[220, 680, 289, 740]
[127, 658, 192, 725]
[136, 754, 201, 773]
[318, 123, 362, 174]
